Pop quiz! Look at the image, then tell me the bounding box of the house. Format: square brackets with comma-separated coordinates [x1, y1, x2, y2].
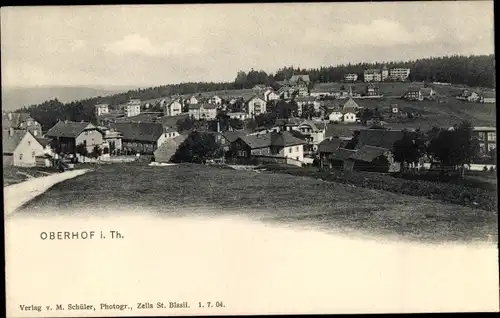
[3, 129, 45, 167]
[364, 69, 382, 82]
[35, 137, 53, 156]
[208, 95, 223, 105]
[45, 121, 104, 155]
[153, 134, 189, 163]
[263, 89, 280, 102]
[343, 111, 357, 123]
[389, 68, 410, 81]
[295, 85, 309, 97]
[403, 87, 424, 101]
[473, 126, 496, 154]
[253, 84, 267, 91]
[289, 74, 310, 86]
[2, 112, 43, 137]
[95, 103, 109, 117]
[317, 137, 348, 168]
[188, 103, 218, 120]
[295, 96, 321, 115]
[230, 131, 306, 166]
[341, 97, 361, 113]
[164, 99, 183, 117]
[381, 65, 389, 81]
[120, 99, 141, 117]
[98, 127, 123, 154]
[296, 120, 326, 153]
[365, 83, 380, 96]
[457, 90, 481, 102]
[481, 97, 496, 103]
[344, 145, 392, 173]
[227, 112, 249, 121]
[109, 122, 167, 154]
[344, 73, 358, 82]
[246, 96, 267, 117]
[277, 85, 294, 100]
[327, 110, 343, 122]
[189, 95, 199, 105]
[217, 131, 248, 151]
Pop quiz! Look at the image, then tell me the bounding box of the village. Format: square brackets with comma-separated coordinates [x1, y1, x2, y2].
[2, 65, 497, 180]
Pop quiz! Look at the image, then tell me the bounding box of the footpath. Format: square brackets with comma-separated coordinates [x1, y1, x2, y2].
[4, 169, 90, 216]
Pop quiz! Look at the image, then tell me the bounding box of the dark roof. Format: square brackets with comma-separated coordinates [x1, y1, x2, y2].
[330, 148, 357, 161]
[318, 138, 347, 154]
[355, 129, 404, 150]
[238, 131, 305, 149]
[35, 137, 50, 147]
[2, 130, 27, 154]
[221, 131, 247, 143]
[115, 113, 162, 123]
[153, 134, 188, 162]
[325, 124, 363, 138]
[162, 113, 189, 128]
[270, 131, 306, 147]
[45, 121, 96, 138]
[349, 145, 387, 163]
[109, 122, 164, 142]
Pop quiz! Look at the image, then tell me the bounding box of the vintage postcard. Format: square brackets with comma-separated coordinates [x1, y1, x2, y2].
[2, 2, 498, 316]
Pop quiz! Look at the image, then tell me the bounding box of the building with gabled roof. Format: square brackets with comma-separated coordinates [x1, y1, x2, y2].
[2, 112, 43, 137]
[3, 129, 45, 167]
[45, 121, 104, 155]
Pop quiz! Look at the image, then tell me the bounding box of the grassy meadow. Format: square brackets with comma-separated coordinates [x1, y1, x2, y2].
[17, 163, 497, 244]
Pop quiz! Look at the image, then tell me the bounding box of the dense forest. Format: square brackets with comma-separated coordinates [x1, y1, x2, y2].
[14, 54, 495, 131]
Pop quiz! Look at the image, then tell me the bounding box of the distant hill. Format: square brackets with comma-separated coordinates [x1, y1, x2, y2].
[1, 86, 140, 112]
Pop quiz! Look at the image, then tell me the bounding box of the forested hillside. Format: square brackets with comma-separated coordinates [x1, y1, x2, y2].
[14, 54, 495, 131]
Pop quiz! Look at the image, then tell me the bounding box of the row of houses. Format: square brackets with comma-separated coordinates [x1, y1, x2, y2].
[344, 67, 411, 83]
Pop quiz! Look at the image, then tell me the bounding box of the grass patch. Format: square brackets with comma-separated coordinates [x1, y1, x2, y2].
[17, 163, 497, 244]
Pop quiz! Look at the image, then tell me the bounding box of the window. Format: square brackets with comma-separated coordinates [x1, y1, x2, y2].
[289, 148, 292, 154]
[28, 141, 31, 146]
[487, 132, 496, 142]
[296, 147, 299, 152]
[32, 151, 35, 158]
[19, 154, 23, 160]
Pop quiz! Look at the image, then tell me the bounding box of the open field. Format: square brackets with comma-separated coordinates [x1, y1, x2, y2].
[16, 163, 497, 244]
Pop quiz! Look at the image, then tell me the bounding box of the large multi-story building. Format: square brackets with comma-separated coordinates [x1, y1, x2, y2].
[122, 99, 141, 117]
[364, 69, 382, 82]
[473, 127, 496, 154]
[389, 68, 411, 81]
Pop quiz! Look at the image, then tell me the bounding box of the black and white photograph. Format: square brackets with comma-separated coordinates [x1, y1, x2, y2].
[2, 2, 498, 316]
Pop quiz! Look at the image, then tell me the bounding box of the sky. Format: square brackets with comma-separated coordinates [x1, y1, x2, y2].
[1, 2, 495, 88]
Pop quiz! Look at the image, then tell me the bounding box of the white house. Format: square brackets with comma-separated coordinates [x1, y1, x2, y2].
[328, 111, 343, 122]
[3, 129, 45, 167]
[263, 89, 280, 102]
[295, 96, 321, 115]
[246, 96, 267, 117]
[165, 99, 183, 117]
[123, 99, 141, 117]
[344, 73, 358, 82]
[95, 103, 109, 117]
[188, 103, 218, 120]
[343, 112, 357, 123]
